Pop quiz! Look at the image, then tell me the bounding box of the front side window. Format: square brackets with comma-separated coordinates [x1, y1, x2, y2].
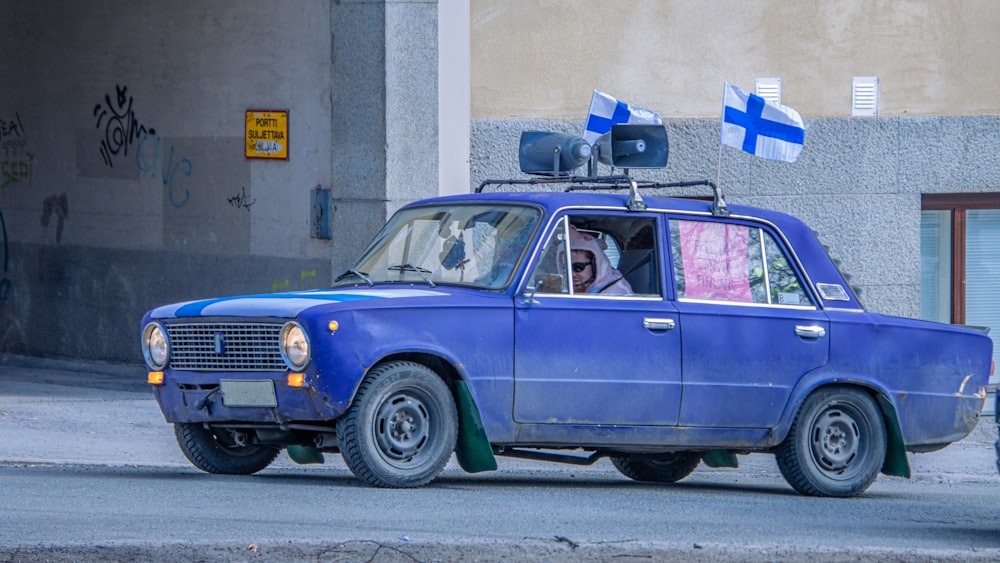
[670, 218, 812, 307]
[526, 214, 660, 297]
[337, 204, 540, 289]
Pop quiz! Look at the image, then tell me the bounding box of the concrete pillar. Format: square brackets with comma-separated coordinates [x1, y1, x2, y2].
[329, 0, 440, 271]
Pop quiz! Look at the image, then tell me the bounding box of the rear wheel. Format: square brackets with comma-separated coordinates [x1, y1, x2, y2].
[611, 452, 700, 483]
[775, 387, 886, 497]
[337, 361, 458, 488]
[174, 423, 280, 475]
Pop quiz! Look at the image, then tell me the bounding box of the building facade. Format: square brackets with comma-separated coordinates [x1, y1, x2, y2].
[1, 1, 999, 388]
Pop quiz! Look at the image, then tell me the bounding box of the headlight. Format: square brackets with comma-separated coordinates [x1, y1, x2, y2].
[142, 322, 169, 370]
[280, 321, 310, 370]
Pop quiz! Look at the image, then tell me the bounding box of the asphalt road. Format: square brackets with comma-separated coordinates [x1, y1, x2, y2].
[1, 355, 998, 561]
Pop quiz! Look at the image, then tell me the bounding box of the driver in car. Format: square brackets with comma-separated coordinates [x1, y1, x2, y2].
[567, 227, 633, 296]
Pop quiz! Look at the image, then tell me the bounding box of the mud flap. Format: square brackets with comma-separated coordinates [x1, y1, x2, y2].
[286, 444, 325, 465]
[454, 380, 498, 473]
[876, 395, 911, 478]
[701, 450, 739, 468]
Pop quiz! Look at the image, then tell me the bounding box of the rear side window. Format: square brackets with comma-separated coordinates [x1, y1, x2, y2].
[670, 219, 812, 307]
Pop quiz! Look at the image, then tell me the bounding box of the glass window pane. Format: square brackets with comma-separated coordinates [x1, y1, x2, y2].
[919, 210, 951, 323]
[763, 231, 813, 307]
[527, 217, 570, 294]
[965, 209, 1000, 378]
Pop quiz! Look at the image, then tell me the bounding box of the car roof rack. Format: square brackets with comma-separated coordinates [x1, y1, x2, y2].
[476, 176, 729, 218]
[474, 124, 729, 217]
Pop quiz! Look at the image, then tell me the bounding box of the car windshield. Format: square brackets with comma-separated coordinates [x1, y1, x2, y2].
[334, 203, 541, 290]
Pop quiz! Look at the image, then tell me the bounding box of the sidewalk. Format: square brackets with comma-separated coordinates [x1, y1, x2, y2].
[0, 354, 996, 481]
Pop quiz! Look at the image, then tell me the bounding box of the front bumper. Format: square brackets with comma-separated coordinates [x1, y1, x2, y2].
[151, 370, 347, 425]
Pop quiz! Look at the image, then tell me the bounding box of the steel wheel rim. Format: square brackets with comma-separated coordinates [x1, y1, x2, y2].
[373, 389, 434, 468]
[809, 405, 862, 478]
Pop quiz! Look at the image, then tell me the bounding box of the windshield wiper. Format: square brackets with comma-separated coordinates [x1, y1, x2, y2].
[334, 269, 374, 286]
[388, 263, 432, 274]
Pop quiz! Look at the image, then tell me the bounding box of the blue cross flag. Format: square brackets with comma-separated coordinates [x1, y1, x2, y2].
[721, 82, 805, 162]
[583, 90, 662, 145]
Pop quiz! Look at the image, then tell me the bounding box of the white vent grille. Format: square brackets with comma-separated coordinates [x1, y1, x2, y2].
[755, 77, 782, 105]
[852, 76, 879, 116]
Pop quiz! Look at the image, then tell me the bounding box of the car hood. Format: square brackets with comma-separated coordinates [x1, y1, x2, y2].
[147, 287, 458, 319]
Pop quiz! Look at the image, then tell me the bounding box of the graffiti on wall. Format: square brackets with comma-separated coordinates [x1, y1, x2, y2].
[41, 193, 69, 243]
[93, 85, 155, 168]
[227, 185, 256, 211]
[136, 133, 192, 208]
[2, 112, 33, 188]
[272, 269, 318, 293]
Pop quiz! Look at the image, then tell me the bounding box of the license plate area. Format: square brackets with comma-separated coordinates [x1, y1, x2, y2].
[220, 379, 277, 407]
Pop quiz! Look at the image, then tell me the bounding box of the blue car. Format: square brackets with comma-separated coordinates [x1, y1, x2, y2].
[141, 127, 993, 497]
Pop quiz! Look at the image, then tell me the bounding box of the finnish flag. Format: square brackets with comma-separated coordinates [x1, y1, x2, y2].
[583, 90, 662, 145]
[721, 82, 805, 163]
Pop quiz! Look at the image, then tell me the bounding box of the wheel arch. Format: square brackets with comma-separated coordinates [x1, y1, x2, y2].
[365, 351, 498, 474]
[778, 377, 910, 479]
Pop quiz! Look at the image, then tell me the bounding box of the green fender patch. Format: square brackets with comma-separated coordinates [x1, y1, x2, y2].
[876, 395, 911, 478]
[454, 379, 498, 473]
[286, 444, 325, 465]
[701, 450, 739, 468]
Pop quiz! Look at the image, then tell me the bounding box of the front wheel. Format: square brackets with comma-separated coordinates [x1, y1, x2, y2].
[775, 387, 887, 497]
[337, 361, 458, 488]
[174, 423, 280, 475]
[610, 452, 701, 483]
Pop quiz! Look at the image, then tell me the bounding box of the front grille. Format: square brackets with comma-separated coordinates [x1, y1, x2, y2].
[166, 322, 286, 371]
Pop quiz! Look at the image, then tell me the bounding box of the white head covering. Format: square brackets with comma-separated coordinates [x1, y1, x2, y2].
[566, 227, 632, 295]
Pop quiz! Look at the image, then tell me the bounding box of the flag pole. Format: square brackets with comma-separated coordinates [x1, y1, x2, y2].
[716, 82, 726, 197]
[716, 140, 723, 192]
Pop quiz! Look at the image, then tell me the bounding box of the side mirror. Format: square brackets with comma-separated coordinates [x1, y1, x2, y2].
[594, 124, 668, 169]
[519, 132, 592, 176]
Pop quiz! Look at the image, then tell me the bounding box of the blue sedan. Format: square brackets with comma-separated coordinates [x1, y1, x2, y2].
[140, 126, 993, 497]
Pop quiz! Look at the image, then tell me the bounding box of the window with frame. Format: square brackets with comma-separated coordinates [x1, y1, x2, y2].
[921, 193, 1000, 386]
[670, 218, 812, 307]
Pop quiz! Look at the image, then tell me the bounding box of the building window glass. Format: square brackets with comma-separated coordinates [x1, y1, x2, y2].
[921, 194, 1000, 387]
[919, 210, 951, 323]
[965, 210, 1000, 342]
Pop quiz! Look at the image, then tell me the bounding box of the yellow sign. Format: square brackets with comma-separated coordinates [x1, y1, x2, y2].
[245, 110, 288, 159]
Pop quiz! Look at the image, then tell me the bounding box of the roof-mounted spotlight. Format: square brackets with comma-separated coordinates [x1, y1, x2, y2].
[519, 132, 592, 176]
[593, 124, 668, 169]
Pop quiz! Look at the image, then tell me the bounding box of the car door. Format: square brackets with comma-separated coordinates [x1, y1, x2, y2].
[513, 213, 683, 426]
[668, 216, 830, 428]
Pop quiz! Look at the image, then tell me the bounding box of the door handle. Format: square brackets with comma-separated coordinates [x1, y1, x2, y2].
[795, 325, 826, 339]
[643, 318, 675, 331]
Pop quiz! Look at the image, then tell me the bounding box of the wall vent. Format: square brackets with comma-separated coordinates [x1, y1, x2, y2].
[852, 76, 879, 116]
[755, 77, 782, 105]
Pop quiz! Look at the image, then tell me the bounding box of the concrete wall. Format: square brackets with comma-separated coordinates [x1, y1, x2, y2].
[471, 115, 1000, 318]
[0, 0, 441, 364]
[469, 1, 1000, 319]
[3, 0, 998, 364]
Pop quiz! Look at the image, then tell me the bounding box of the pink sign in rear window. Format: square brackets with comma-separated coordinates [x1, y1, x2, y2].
[678, 221, 752, 302]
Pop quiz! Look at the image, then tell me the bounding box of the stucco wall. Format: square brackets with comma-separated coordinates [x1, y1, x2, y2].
[471, 0, 1000, 119]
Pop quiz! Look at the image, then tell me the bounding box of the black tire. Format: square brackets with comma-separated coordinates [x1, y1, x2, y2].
[174, 423, 280, 475]
[610, 452, 700, 483]
[337, 361, 458, 488]
[775, 387, 886, 497]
